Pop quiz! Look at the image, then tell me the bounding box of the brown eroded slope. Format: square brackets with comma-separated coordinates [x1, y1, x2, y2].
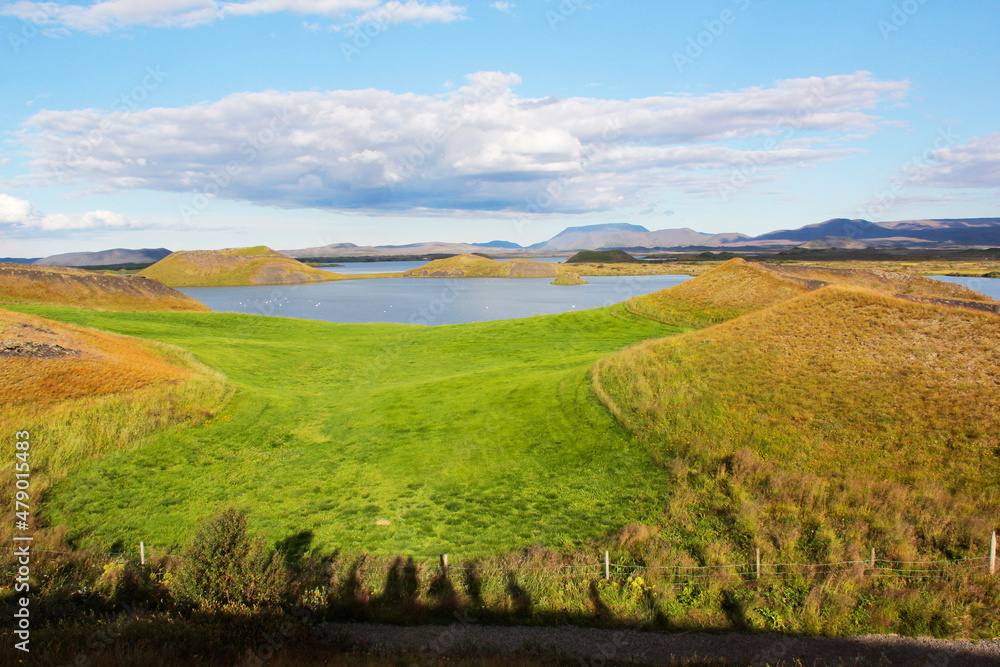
[0, 263, 209, 312]
[0, 308, 192, 405]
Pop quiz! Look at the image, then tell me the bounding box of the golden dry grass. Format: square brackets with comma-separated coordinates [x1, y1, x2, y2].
[403, 254, 560, 278]
[0, 307, 194, 405]
[597, 285, 1000, 487]
[0, 263, 209, 312]
[622, 258, 812, 327]
[594, 284, 1000, 571]
[766, 263, 990, 301]
[624, 258, 998, 327]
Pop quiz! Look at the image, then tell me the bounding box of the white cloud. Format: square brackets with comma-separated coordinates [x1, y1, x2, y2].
[17, 72, 908, 215]
[1, 0, 222, 31]
[0, 0, 464, 32]
[0, 193, 137, 234]
[904, 133, 1000, 189]
[0, 193, 39, 223]
[492, 1, 515, 15]
[349, 0, 465, 25]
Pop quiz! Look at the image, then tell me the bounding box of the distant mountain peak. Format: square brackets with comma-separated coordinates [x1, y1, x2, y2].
[551, 223, 649, 237]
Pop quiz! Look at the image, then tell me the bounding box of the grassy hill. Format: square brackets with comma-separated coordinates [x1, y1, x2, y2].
[624, 257, 995, 327]
[403, 254, 560, 278]
[0, 262, 209, 311]
[551, 272, 589, 285]
[139, 246, 343, 287]
[595, 276, 999, 575]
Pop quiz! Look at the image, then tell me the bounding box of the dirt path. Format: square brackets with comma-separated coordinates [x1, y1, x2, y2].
[322, 621, 1000, 666]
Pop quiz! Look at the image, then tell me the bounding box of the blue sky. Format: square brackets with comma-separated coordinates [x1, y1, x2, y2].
[1, 0, 998, 256]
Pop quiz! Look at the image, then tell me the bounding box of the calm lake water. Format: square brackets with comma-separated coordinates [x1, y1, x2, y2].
[177, 268, 1000, 327]
[927, 275, 1000, 301]
[180, 272, 692, 325]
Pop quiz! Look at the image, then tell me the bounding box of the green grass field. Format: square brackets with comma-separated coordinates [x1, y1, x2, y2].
[10, 304, 682, 557]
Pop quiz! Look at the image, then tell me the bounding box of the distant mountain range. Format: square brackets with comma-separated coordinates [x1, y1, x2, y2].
[9, 218, 1000, 266]
[282, 218, 1000, 256]
[32, 248, 172, 266]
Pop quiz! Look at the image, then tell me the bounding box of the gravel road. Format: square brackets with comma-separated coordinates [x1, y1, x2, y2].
[322, 621, 1000, 666]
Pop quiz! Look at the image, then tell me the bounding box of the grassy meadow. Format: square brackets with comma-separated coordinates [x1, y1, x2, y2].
[4, 260, 1000, 652]
[5, 303, 681, 556]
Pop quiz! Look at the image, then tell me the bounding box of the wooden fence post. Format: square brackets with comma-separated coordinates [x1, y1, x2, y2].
[140, 541, 145, 566]
[755, 548, 761, 580]
[604, 551, 610, 581]
[990, 531, 996, 576]
[870, 548, 876, 572]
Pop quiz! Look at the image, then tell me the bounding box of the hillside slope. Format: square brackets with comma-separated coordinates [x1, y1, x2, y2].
[625, 258, 997, 327]
[403, 254, 559, 278]
[0, 308, 192, 405]
[0, 263, 209, 312]
[139, 246, 341, 287]
[595, 285, 1000, 567]
[600, 286, 1000, 476]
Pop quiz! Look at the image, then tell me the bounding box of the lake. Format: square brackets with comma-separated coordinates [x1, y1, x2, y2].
[178, 269, 1000, 326]
[180, 272, 693, 325]
[924, 275, 1000, 301]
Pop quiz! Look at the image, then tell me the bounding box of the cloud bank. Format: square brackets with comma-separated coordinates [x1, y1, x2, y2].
[0, 0, 465, 32]
[904, 133, 1000, 189]
[17, 71, 908, 216]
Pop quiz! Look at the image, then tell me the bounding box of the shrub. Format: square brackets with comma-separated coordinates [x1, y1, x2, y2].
[171, 507, 287, 610]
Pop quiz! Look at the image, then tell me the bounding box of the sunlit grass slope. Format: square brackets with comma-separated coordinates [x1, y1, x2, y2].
[7, 304, 680, 556]
[623, 258, 814, 327]
[0, 307, 192, 404]
[0, 308, 229, 535]
[595, 285, 1000, 564]
[624, 257, 996, 327]
[0, 262, 209, 311]
[139, 246, 345, 287]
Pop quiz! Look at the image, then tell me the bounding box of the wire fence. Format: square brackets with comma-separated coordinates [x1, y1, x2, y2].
[13, 544, 997, 585]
